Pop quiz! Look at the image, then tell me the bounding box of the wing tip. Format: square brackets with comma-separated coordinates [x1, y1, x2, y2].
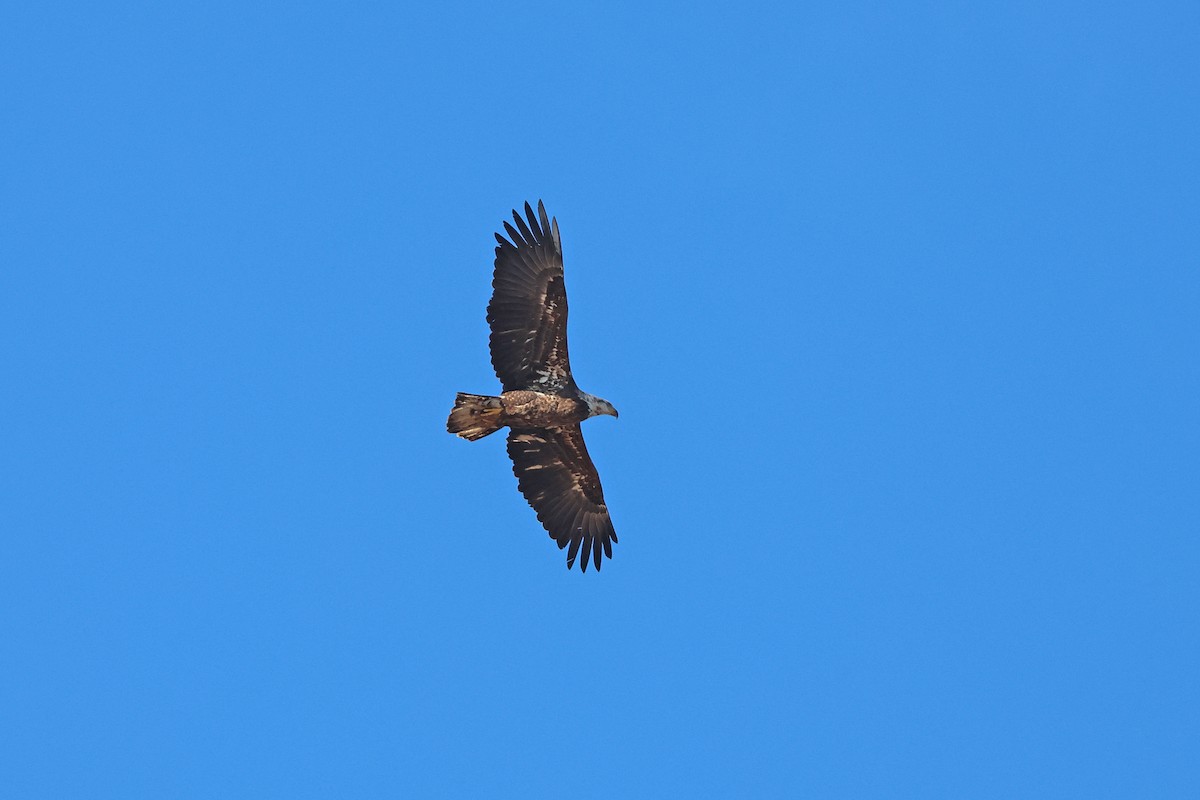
[500, 200, 555, 247]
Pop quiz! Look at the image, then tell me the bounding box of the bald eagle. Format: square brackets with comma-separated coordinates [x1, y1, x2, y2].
[447, 201, 619, 572]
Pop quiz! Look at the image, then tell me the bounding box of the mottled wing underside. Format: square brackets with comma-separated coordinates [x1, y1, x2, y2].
[507, 425, 617, 572]
[487, 201, 574, 393]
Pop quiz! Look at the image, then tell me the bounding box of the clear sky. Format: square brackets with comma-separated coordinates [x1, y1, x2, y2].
[3, 1, 1198, 797]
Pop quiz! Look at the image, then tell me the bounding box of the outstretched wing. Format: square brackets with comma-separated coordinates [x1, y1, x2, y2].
[487, 201, 574, 393]
[507, 425, 617, 572]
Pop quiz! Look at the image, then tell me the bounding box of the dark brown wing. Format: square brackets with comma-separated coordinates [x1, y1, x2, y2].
[507, 425, 617, 572]
[487, 201, 575, 393]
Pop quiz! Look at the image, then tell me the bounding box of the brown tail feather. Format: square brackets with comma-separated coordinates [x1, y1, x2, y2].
[447, 393, 505, 441]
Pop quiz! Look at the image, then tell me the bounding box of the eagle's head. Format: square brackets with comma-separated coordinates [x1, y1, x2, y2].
[582, 393, 619, 419]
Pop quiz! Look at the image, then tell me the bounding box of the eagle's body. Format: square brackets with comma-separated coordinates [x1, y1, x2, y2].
[500, 390, 589, 427]
[446, 201, 619, 572]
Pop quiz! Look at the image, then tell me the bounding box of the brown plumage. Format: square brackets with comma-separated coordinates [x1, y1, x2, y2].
[446, 201, 619, 572]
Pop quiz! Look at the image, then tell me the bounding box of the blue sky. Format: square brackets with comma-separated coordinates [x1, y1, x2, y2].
[2, 1, 1198, 797]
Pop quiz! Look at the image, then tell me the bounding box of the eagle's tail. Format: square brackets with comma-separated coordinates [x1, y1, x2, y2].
[447, 393, 505, 441]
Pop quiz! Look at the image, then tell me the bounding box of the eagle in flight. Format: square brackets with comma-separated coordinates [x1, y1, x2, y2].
[447, 201, 619, 572]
